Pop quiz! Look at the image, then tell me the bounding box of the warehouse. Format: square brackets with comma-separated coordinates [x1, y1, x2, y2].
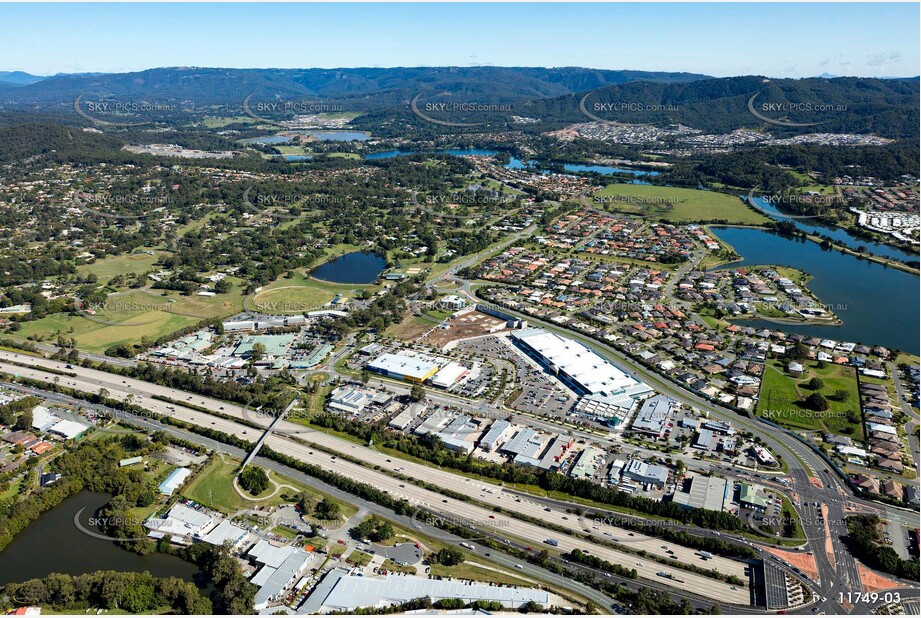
[430, 362, 468, 388]
[158, 467, 191, 496]
[479, 419, 513, 451]
[48, 419, 89, 441]
[511, 329, 652, 403]
[366, 353, 441, 383]
[434, 415, 480, 454]
[328, 386, 376, 415]
[302, 569, 549, 612]
[630, 395, 676, 437]
[672, 475, 729, 511]
[570, 447, 605, 480]
[623, 459, 669, 488]
[145, 503, 215, 539]
[249, 541, 315, 610]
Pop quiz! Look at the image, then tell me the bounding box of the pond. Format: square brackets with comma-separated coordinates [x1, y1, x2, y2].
[310, 251, 387, 284]
[0, 491, 206, 587]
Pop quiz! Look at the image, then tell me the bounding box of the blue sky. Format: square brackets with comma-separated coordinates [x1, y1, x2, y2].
[3, 3, 918, 78]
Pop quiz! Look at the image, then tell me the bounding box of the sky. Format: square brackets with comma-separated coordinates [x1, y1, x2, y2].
[2, 2, 918, 78]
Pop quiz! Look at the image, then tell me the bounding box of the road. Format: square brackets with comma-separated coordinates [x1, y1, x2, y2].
[0, 350, 752, 605]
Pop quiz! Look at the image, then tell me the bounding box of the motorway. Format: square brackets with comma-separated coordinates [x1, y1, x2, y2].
[0, 351, 753, 605]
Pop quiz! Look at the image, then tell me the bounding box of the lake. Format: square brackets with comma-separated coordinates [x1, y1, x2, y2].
[710, 227, 920, 354]
[311, 251, 387, 284]
[749, 195, 917, 263]
[365, 149, 656, 178]
[298, 130, 369, 142]
[0, 491, 206, 587]
[243, 135, 293, 145]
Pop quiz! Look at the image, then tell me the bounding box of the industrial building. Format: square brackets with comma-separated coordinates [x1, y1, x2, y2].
[249, 540, 316, 610]
[328, 387, 376, 415]
[48, 419, 89, 440]
[630, 395, 676, 437]
[433, 415, 481, 454]
[479, 419, 513, 451]
[430, 362, 469, 388]
[158, 467, 191, 495]
[145, 503, 215, 539]
[570, 447, 605, 479]
[511, 328, 652, 411]
[623, 459, 669, 488]
[299, 569, 549, 613]
[672, 475, 730, 511]
[437, 295, 467, 311]
[366, 353, 441, 383]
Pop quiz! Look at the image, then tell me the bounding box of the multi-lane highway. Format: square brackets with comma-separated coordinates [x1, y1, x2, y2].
[0, 350, 752, 605]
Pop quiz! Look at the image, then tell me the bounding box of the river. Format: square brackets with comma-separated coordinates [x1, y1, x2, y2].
[0, 491, 206, 587]
[749, 195, 917, 263]
[710, 226, 919, 354]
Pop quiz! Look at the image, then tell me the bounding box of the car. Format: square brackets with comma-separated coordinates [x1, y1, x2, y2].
[442, 499, 448, 503]
[514, 564, 523, 569]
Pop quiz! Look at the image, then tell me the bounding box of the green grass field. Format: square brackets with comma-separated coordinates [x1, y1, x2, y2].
[250, 286, 335, 314]
[182, 456, 356, 520]
[17, 286, 244, 353]
[756, 360, 861, 435]
[77, 251, 166, 281]
[594, 184, 771, 225]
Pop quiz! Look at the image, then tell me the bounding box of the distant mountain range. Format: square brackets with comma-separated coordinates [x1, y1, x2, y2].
[0, 66, 917, 140]
[0, 66, 710, 107]
[0, 71, 46, 86]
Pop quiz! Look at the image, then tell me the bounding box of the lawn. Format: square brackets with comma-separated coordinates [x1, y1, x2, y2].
[756, 360, 862, 435]
[347, 550, 373, 566]
[181, 457, 291, 514]
[594, 184, 771, 225]
[249, 286, 335, 314]
[429, 562, 534, 587]
[77, 251, 166, 282]
[17, 286, 244, 354]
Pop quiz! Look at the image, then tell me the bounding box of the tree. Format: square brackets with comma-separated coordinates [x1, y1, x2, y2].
[314, 497, 341, 521]
[806, 377, 825, 390]
[249, 342, 267, 362]
[14, 409, 33, 431]
[238, 466, 269, 495]
[409, 383, 426, 402]
[805, 392, 829, 411]
[831, 389, 850, 401]
[434, 547, 464, 566]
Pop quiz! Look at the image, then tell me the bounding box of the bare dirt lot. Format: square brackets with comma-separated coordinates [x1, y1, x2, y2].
[424, 311, 509, 348]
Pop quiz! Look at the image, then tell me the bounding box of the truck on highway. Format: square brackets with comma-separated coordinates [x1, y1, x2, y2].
[544, 538, 559, 547]
[459, 542, 475, 551]
[698, 551, 713, 560]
